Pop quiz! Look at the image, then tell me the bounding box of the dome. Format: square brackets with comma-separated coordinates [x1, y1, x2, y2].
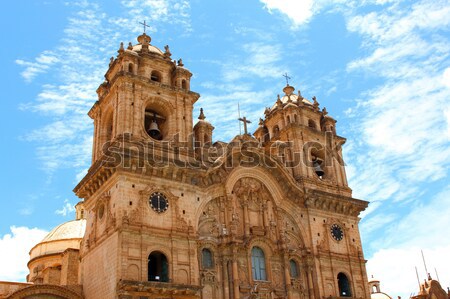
[129, 44, 164, 56]
[41, 219, 86, 242]
[270, 85, 313, 112]
[29, 219, 86, 260]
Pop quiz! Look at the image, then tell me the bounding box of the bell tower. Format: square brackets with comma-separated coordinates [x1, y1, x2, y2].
[254, 83, 350, 196]
[74, 32, 203, 299]
[89, 32, 199, 163]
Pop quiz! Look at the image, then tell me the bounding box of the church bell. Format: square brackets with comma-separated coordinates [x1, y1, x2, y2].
[148, 114, 162, 140]
[313, 159, 325, 177]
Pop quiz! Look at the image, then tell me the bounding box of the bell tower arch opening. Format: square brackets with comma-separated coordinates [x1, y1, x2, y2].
[144, 104, 167, 141]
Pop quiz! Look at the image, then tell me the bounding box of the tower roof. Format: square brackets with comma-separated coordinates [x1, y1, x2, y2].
[270, 84, 313, 112]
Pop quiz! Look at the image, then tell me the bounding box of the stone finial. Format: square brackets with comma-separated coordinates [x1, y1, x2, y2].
[177, 58, 184, 67]
[127, 42, 133, 50]
[118, 42, 124, 54]
[198, 108, 206, 120]
[312, 96, 319, 109]
[298, 89, 302, 98]
[164, 45, 172, 58]
[322, 107, 328, 115]
[109, 57, 114, 67]
[264, 107, 270, 116]
[259, 118, 264, 126]
[427, 273, 432, 281]
[276, 95, 283, 108]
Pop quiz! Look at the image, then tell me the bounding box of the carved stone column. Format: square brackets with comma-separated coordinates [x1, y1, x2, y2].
[232, 248, 240, 299]
[222, 257, 230, 299]
[242, 200, 250, 236]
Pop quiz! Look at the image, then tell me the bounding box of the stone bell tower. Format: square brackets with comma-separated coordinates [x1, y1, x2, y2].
[74, 31, 204, 299]
[254, 83, 350, 196]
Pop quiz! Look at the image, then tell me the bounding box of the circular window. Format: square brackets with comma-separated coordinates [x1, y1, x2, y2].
[149, 192, 169, 213]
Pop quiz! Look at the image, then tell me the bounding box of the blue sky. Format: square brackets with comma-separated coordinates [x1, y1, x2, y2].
[1, 0, 449, 296]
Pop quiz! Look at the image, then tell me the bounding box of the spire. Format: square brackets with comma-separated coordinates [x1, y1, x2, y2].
[198, 108, 206, 120]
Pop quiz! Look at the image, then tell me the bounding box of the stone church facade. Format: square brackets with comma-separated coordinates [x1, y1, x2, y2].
[1, 31, 370, 299]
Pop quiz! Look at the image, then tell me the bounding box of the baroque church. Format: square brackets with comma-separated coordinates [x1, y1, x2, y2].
[0, 30, 371, 299]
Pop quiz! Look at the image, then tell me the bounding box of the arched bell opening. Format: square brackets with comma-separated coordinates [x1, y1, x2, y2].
[144, 105, 167, 141]
[337, 272, 352, 297]
[181, 79, 187, 89]
[150, 70, 162, 82]
[148, 251, 169, 282]
[308, 119, 317, 130]
[262, 126, 270, 143]
[309, 147, 326, 179]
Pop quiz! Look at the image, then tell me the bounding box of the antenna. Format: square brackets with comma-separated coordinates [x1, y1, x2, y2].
[415, 266, 421, 289]
[434, 268, 440, 282]
[421, 250, 429, 278]
[238, 102, 242, 135]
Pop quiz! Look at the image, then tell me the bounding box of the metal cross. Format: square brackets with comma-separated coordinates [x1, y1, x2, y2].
[238, 116, 251, 135]
[139, 20, 150, 33]
[283, 72, 291, 85]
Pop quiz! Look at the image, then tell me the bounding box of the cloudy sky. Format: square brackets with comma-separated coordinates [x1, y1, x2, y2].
[1, 0, 449, 297]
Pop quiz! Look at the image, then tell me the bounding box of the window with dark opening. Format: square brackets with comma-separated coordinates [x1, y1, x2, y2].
[148, 251, 169, 282]
[338, 272, 352, 297]
[151, 70, 161, 82]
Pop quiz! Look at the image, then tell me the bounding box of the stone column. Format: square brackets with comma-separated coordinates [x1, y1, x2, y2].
[242, 200, 250, 236]
[232, 249, 240, 299]
[222, 258, 230, 299]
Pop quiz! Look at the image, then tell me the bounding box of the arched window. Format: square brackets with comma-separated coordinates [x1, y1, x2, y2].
[148, 251, 169, 282]
[308, 119, 317, 129]
[337, 272, 352, 297]
[287, 115, 291, 123]
[251, 247, 266, 281]
[202, 248, 213, 269]
[151, 70, 161, 82]
[294, 114, 298, 123]
[289, 259, 299, 278]
[273, 126, 280, 139]
[181, 79, 187, 89]
[262, 126, 270, 143]
[128, 63, 134, 74]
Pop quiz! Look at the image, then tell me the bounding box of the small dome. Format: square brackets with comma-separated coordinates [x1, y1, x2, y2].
[41, 219, 86, 242]
[371, 292, 392, 299]
[29, 219, 86, 261]
[130, 44, 164, 55]
[270, 85, 313, 112]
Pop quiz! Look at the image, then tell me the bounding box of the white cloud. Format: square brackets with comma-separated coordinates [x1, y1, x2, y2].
[16, 0, 193, 181]
[55, 199, 76, 217]
[260, 0, 315, 28]
[367, 246, 450, 299]
[15, 51, 59, 82]
[0, 226, 48, 281]
[366, 187, 450, 298]
[443, 67, 450, 88]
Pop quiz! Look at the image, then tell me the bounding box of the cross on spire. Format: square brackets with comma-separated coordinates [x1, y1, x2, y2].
[238, 116, 251, 135]
[283, 72, 291, 85]
[139, 20, 150, 33]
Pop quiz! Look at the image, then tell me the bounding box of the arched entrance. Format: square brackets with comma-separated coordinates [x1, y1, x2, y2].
[338, 272, 352, 297]
[148, 251, 169, 282]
